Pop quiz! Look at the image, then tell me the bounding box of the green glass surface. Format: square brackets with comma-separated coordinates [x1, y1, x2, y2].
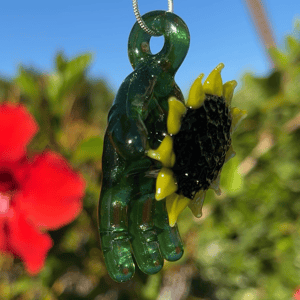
[98, 10, 190, 282]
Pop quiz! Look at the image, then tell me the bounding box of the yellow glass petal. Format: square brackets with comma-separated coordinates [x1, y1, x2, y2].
[155, 167, 178, 201]
[166, 193, 191, 227]
[231, 107, 247, 132]
[188, 190, 206, 218]
[186, 73, 205, 109]
[147, 135, 175, 168]
[203, 63, 224, 97]
[225, 145, 236, 163]
[167, 97, 187, 135]
[210, 174, 221, 195]
[223, 80, 237, 105]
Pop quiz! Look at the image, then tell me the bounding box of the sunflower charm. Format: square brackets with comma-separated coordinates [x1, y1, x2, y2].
[147, 63, 247, 226]
[98, 7, 247, 282]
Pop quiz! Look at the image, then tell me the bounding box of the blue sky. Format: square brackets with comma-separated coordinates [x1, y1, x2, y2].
[0, 0, 299, 95]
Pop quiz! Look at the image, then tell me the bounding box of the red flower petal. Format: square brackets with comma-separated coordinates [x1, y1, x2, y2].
[0, 103, 38, 163]
[18, 151, 85, 230]
[0, 216, 7, 250]
[5, 208, 53, 275]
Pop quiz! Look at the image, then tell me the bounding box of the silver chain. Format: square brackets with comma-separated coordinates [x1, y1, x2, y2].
[132, 0, 174, 36]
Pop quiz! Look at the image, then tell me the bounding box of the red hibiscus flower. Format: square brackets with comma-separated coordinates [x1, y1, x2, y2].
[0, 103, 85, 275]
[294, 288, 300, 300]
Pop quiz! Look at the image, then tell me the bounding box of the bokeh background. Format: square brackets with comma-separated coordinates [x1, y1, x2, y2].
[1, 0, 299, 93]
[1, 0, 300, 299]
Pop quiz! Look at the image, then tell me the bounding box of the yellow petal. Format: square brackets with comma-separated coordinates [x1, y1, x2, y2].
[166, 193, 190, 227]
[225, 145, 236, 163]
[203, 63, 224, 97]
[186, 73, 205, 109]
[155, 167, 178, 201]
[210, 174, 221, 195]
[188, 190, 206, 218]
[167, 97, 187, 135]
[147, 135, 175, 168]
[223, 80, 237, 105]
[231, 107, 247, 132]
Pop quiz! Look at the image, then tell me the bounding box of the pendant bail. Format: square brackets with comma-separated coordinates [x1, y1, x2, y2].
[128, 10, 190, 74]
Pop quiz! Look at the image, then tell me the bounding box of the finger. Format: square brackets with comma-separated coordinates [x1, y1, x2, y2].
[99, 185, 135, 282]
[154, 200, 184, 261]
[98, 139, 135, 283]
[129, 175, 164, 275]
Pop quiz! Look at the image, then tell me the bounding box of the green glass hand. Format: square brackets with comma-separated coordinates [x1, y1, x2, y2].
[98, 10, 190, 282]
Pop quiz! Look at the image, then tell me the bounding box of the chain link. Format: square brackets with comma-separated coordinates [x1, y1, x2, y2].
[132, 0, 174, 36]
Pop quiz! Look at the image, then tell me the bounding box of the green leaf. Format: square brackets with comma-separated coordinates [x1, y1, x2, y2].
[55, 51, 67, 72]
[286, 35, 300, 52]
[45, 53, 93, 117]
[268, 47, 288, 69]
[46, 73, 62, 104]
[10, 278, 32, 296]
[15, 66, 41, 102]
[73, 136, 103, 164]
[220, 155, 244, 196]
[140, 273, 161, 300]
[252, 71, 281, 98]
[65, 53, 93, 81]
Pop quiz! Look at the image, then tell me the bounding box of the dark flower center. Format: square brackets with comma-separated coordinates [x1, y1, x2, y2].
[0, 170, 18, 193]
[172, 94, 232, 199]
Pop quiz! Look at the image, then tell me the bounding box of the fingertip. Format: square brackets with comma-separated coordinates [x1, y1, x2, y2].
[102, 238, 136, 283]
[109, 263, 135, 283]
[105, 252, 135, 283]
[163, 245, 184, 262]
[154, 200, 184, 262]
[136, 246, 164, 275]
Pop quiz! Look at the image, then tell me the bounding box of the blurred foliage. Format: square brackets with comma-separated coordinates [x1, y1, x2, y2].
[1, 23, 300, 300]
